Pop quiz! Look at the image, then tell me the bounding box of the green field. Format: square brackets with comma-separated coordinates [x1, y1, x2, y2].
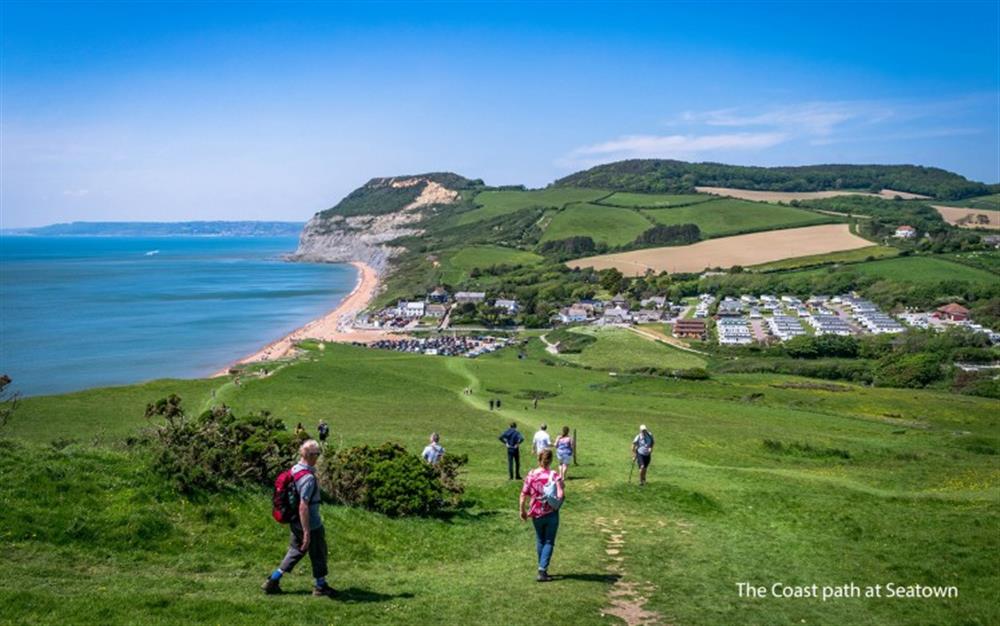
[541, 204, 652, 247]
[943, 193, 1000, 211]
[455, 188, 611, 226]
[438, 245, 543, 283]
[600, 192, 710, 208]
[794, 255, 997, 286]
[3, 340, 998, 625]
[946, 249, 1000, 274]
[752, 245, 899, 271]
[555, 326, 706, 371]
[641, 198, 836, 238]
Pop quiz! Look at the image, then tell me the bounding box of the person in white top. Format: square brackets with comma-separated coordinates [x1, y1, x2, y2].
[422, 432, 445, 464]
[532, 423, 552, 456]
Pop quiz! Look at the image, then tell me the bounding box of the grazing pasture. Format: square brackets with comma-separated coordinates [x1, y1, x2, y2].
[568, 224, 873, 275]
[541, 203, 652, 247]
[599, 192, 710, 208]
[455, 188, 610, 226]
[641, 198, 835, 237]
[438, 245, 542, 283]
[792, 255, 998, 286]
[552, 326, 706, 371]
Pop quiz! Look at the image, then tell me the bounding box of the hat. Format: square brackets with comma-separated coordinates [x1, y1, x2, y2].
[640, 424, 648, 431]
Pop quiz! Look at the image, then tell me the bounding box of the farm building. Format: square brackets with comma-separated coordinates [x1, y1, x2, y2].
[894, 225, 917, 239]
[935, 303, 971, 322]
[673, 319, 707, 340]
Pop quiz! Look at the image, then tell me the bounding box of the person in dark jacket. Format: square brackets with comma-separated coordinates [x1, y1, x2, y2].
[499, 422, 524, 480]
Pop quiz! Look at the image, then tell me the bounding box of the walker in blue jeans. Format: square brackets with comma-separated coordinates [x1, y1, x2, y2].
[532, 510, 560, 574]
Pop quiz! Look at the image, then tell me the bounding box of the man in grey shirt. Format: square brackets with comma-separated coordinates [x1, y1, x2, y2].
[262, 439, 335, 597]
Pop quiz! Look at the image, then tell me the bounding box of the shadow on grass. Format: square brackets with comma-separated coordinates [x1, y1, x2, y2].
[283, 588, 415, 603]
[551, 573, 621, 584]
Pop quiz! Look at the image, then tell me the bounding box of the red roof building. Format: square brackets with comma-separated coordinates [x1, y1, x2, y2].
[934, 303, 970, 321]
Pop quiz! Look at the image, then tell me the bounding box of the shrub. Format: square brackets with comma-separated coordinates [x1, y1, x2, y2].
[148, 397, 299, 494]
[318, 443, 467, 517]
[634, 223, 701, 246]
[874, 353, 944, 388]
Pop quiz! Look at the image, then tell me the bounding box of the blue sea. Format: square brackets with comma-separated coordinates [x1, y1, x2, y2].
[0, 237, 356, 397]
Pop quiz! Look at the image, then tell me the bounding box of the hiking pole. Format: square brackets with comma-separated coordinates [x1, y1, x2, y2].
[628, 456, 636, 483]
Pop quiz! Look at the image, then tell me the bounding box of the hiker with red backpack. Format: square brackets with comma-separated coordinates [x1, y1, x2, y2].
[519, 449, 564, 582]
[263, 439, 335, 597]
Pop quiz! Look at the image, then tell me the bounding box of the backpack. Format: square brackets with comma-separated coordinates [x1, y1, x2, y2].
[272, 467, 312, 524]
[539, 470, 563, 511]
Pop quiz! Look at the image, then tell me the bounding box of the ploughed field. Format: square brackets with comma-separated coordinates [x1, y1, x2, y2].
[695, 186, 932, 202]
[568, 224, 873, 275]
[931, 204, 1000, 229]
[3, 338, 997, 625]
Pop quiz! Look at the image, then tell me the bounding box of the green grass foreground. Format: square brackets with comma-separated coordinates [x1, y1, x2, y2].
[2, 339, 998, 625]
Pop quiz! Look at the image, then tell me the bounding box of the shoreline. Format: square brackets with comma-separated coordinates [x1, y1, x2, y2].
[212, 260, 391, 376]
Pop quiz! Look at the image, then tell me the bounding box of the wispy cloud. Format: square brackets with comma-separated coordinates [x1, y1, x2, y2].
[568, 132, 787, 162]
[560, 95, 993, 169]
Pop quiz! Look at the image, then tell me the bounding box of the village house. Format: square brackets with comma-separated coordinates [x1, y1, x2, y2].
[934, 303, 971, 322]
[601, 305, 632, 324]
[426, 303, 448, 318]
[610, 293, 629, 308]
[455, 291, 486, 305]
[894, 225, 917, 239]
[634, 309, 663, 323]
[401, 301, 426, 318]
[427, 286, 449, 303]
[557, 306, 591, 324]
[494, 299, 519, 315]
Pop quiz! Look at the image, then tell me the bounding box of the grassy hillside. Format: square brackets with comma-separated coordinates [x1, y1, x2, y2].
[454, 188, 610, 226]
[793, 255, 998, 286]
[641, 198, 837, 238]
[599, 192, 710, 208]
[4, 341, 998, 625]
[540, 203, 652, 247]
[752, 245, 899, 271]
[438, 245, 543, 283]
[553, 327, 706, 371]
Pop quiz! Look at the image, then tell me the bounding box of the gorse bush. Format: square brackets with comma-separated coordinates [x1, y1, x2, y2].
[318, 443, 467, 517]
[147, 396, 300, 494]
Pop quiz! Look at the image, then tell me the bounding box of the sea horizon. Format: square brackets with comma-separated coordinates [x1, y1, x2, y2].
[0, 235, 356, 397]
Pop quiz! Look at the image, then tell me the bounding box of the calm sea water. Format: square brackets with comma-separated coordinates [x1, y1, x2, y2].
[0, 237, 355, 397]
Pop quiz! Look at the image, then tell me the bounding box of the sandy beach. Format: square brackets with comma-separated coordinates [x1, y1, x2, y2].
[213, 261, 394, 376]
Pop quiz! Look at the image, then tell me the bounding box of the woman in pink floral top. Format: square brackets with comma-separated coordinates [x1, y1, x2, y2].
[519, 449, 565, 581]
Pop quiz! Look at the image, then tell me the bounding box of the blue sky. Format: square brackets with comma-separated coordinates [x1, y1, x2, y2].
[2, 1, 997, 227]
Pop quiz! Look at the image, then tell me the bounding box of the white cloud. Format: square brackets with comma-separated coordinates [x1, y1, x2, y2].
[564, 132, 788, 166]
